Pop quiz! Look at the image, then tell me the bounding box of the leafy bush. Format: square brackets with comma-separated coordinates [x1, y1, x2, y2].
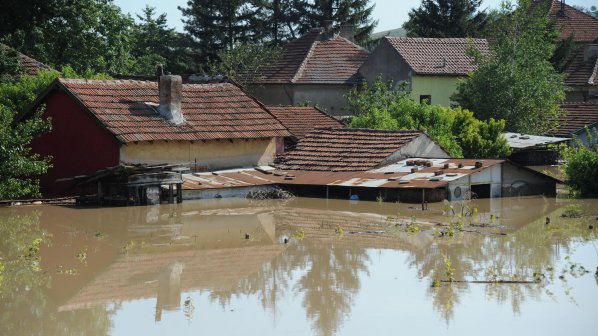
[561, 133, 598, 196]
[346, 77, 511, 158]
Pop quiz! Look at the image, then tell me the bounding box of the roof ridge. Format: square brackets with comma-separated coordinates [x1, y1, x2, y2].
[291, 32, 321, 83]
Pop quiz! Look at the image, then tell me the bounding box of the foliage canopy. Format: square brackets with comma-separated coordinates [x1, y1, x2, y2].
[346, 77, 510, 159]
[403, 0, 488, 37]
[452, 0, 565, 134]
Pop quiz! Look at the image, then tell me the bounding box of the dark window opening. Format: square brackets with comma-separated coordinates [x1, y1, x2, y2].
[420, 95, 431, 104]
[470, 184, 491, 199]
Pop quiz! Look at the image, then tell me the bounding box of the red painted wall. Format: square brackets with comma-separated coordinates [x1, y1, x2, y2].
[31, 89, 120, 195]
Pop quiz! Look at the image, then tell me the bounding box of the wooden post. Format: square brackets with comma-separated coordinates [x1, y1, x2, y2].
[168, 184, 174, 204]
[176, 183, 183, 203]
[97, 181, 103, 206]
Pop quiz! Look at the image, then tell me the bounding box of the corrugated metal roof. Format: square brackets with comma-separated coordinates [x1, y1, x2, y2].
[504, 132, 570, 149]
[182, 158, 503, 191]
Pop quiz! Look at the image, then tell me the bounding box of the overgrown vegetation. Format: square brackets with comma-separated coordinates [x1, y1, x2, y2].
[345, 77, 510, 158]
[560, 133, 598, 197]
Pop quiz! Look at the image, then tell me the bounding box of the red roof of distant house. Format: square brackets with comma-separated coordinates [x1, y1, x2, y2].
[34, 78, 291, 143]
[555, 103, 598, 136]
[278, 128, 430, 171]
[1, 44, 52, 75]
[385, 37, 489, 76]
[257, 29, 369, 85]
[564, 48, 598, 87]
[545, 0, 598, 43]
[266, 105, 344, 139]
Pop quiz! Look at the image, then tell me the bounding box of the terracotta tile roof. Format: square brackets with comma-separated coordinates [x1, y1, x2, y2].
[55, 78, 290, 143]
[1, 44, 52, 75]
[564, 47, 598, 87]
[554, 103, 598, 136]
[385, 37, 489, 76]
[545, 0, 598, 43]
[278, 128, 427, 171]
[266, 105, 344, 139]
[257, 29, 369, 85]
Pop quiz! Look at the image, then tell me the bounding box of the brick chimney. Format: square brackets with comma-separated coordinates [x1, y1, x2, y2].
[158, 75, 185, 125]
[339, 24, 355, 43]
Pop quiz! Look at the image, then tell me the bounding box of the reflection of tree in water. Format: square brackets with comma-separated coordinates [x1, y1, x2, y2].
[410, 205, 596, 324]
[209, 240, 370, 336]
[0, 209, 113, 336]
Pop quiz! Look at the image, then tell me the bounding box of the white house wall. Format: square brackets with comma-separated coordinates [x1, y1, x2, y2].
[383, 134, 450, 165]
[447, 164, 502, 201]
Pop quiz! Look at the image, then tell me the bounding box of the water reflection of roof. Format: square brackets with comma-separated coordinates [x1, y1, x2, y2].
[182, 159, 504, 191]
[59, 245, 284, 312]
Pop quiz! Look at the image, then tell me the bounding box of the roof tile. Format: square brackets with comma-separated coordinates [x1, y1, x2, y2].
[385, 37, 489, 76]
[266, 105, 344, 139]
[58, 79, 290, 143]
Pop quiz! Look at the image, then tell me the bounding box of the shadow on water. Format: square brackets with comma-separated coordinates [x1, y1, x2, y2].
[0, 196, 597, 335]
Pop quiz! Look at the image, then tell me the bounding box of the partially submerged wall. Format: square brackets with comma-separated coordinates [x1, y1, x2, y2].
[120, 138, 278, 170]
[501, 162, 557, 197]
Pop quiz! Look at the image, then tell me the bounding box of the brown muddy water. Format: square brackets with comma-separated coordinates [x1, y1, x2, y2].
[1, 196, 598, 336]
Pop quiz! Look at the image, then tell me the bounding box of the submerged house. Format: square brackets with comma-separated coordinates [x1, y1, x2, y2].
[266, 105, 345, 150]
[26, 75, 290, 194]
[248, 26, 369, 116]
[359, 37, 489, 107]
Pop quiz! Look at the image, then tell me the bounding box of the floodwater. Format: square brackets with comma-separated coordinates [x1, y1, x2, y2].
[1, 196, 597, 336]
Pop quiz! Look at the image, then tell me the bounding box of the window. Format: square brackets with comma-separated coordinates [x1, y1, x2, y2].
[419, 95, 431, 104]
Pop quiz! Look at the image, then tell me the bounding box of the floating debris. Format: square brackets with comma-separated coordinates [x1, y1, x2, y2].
[246, 188, 294, 200]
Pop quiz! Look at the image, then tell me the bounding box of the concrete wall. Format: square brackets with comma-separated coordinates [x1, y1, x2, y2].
[249, 83, 354, 116]
[501, 162, 556, 197]
[382, 134, 450, 167]
[120, 138, 278, 170]
[358, 39, 411, 90]
[410, 75, 461, 107]
[448, 164, 502, 201]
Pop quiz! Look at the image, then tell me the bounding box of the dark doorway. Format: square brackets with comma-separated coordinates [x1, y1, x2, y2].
[470, 184, 491, 199]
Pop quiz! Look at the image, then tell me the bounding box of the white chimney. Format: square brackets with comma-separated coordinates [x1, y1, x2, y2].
[158, 75, 185, 125]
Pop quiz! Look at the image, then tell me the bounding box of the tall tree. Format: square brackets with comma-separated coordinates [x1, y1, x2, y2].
[1, 0, 136, 74]
[452, 0, 565, 134]
[0, 1, 61, 37]
[301, 0, 377, 44]
[130, 6, 197, 74]
[403, 0, 488, 37]
[254, 0, 308, 44]
[180, 0, 263, 63]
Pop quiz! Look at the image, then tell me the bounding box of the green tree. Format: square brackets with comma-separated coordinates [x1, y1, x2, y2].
[208, 44, 282, 88]
[180, 0, 263, 64]
[0, 46, 21, 79]
[0, 65, 109, 199]
[130, 6, 197, 75]
[403, 0, 488, 37]
[346, 77, 510, 158]
[254, 0, 309, 44]
[301, 0, 377, 44]
[453, 0, 565, 134]
[1, 0, 136, 74]
[560, 132, 598, 196]
[0, 1, 61, 37]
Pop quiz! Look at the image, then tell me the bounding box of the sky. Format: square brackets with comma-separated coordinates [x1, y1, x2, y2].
[113, 0, 597, 33]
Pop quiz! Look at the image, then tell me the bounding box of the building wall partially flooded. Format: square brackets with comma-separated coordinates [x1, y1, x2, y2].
[501, 162, 557, 197]
[119, 138, 278, 170]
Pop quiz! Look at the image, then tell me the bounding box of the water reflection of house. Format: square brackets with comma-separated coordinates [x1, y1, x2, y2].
[24, 74, 290, 195]
[47, 203, 283, 320]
